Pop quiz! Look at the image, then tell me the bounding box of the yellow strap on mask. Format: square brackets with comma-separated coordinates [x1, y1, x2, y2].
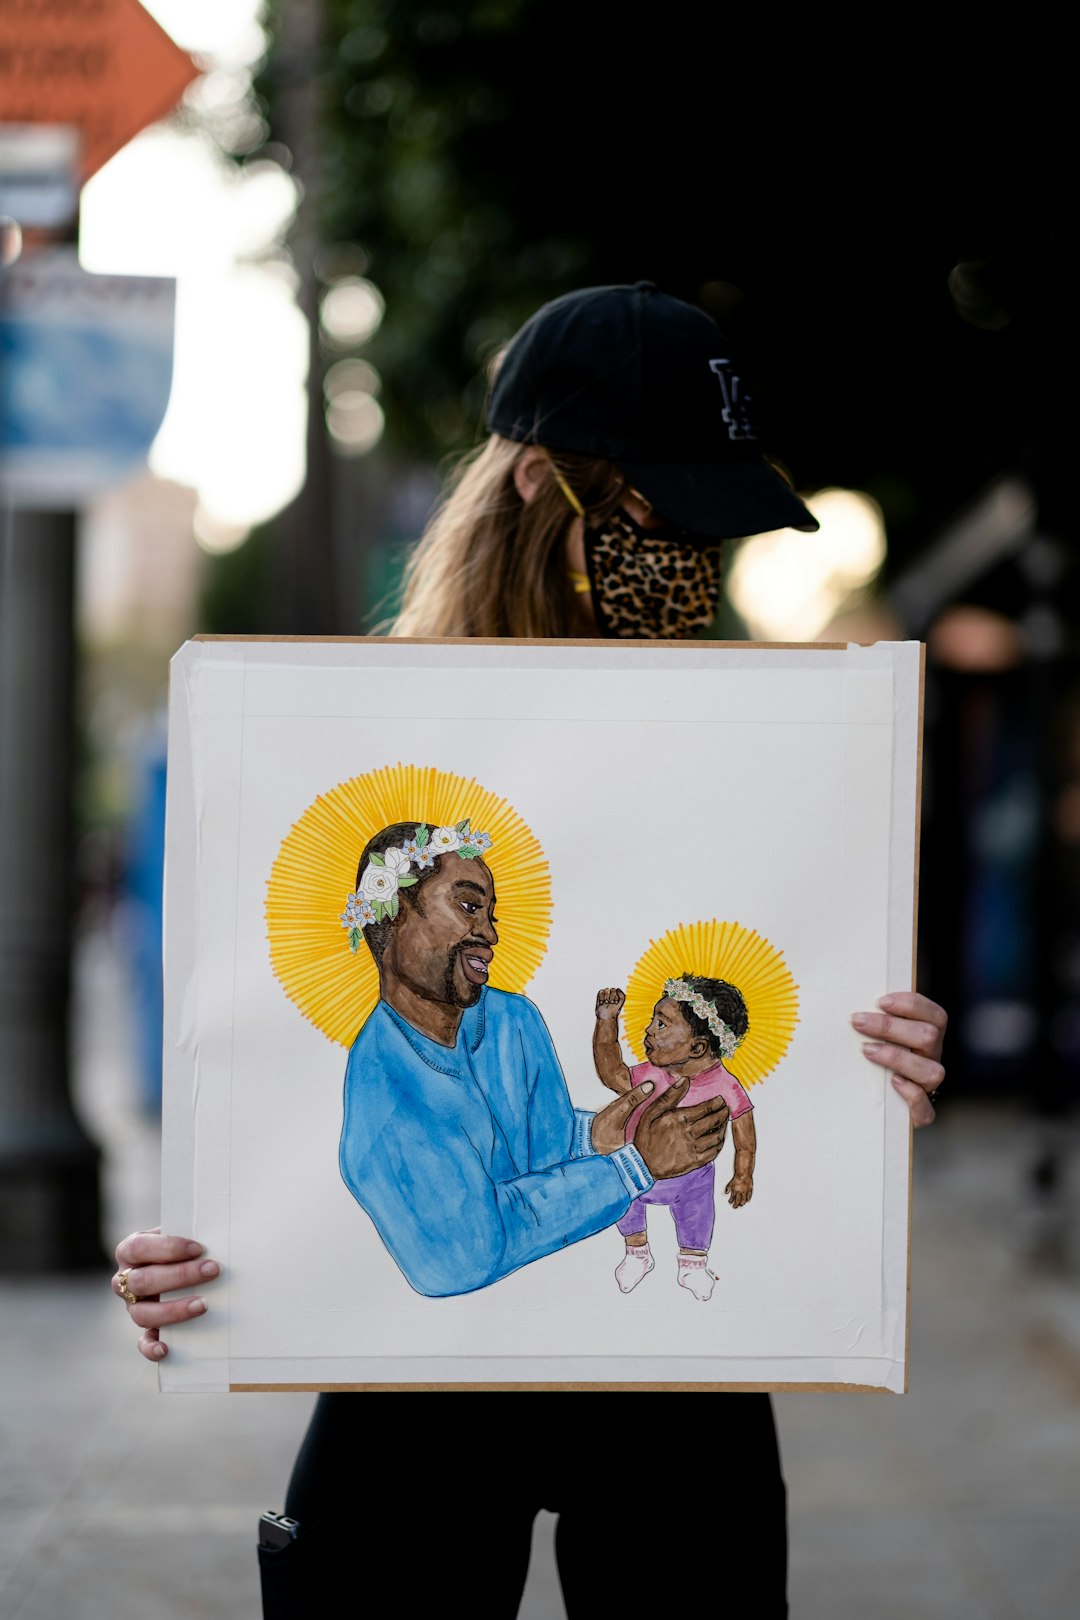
[546, 457, 590, 591]
[548, 463, 586, 518]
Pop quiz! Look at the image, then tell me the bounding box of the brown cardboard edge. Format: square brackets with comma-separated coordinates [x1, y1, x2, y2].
[180, 634, 915, 1397]
[230, 1381, 894, 1394]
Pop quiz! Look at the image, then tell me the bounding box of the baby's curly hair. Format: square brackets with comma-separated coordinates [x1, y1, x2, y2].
[673, 973, 749, 1058]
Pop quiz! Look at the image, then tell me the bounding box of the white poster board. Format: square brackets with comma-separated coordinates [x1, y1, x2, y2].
[160, 637, 921, 1392]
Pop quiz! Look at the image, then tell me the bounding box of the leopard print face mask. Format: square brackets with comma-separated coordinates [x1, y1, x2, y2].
[583, 509, 723, 639]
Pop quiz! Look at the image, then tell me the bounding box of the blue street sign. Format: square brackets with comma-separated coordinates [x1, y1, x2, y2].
[0, 247, 175, 506]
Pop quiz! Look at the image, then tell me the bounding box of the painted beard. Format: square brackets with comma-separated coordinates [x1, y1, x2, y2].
[443, 942, 484, 1007]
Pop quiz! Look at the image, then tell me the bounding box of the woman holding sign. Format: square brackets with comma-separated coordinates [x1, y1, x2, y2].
[113, 284, 946, 1618]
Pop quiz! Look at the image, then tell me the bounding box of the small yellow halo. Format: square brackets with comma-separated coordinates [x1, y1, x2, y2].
[266, 764, 552, 1047]
[624, 920, 799, 1086]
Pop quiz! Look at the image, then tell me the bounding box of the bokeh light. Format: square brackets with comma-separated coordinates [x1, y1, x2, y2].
[140, 0, 267, 64]
[929, 605, 1024, 672]
[728, 488, 887, 641]
[193, 506, 251, 555]
[326, 392, 385, 455]
[319, 276, 384, 347]
[324, 358, 381, 400]
[80, 120, 306, 531]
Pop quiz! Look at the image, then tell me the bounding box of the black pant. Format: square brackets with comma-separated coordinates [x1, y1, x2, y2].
[259, 1392, 788, 1618]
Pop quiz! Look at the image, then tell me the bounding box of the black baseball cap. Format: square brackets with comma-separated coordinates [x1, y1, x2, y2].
[486, 282, 819, 538]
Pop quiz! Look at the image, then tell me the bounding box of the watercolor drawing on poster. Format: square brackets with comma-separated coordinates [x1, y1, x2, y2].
[268, 761, 799, 1301]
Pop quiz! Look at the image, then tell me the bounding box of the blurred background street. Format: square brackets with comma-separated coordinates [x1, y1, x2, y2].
[3, 3, 1080, 1617]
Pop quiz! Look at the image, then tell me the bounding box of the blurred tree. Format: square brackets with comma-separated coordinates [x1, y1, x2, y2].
[317, 0, 592, 459]
[246, 6, 1080, 1128]
[199, 525, 275, 635]
[253, 0, 1074, 576]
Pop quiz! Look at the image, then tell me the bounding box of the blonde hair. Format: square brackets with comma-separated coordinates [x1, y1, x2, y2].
[390, 435, 625, 639]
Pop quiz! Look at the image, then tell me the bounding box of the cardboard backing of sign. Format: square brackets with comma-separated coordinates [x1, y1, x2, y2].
[160, 637, 923, 1394]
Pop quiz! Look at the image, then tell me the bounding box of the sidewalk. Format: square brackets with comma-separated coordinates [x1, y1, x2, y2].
[2, 927, 1078, 1618]
[777, 1105, 1080, 1620]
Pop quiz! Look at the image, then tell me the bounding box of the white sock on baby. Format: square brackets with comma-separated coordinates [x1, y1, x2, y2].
[677, 1253, 716, 1302]
[615, 1243, 654, 1293]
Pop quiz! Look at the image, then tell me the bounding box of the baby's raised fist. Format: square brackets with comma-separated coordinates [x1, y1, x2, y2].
[595, 987, 626, 1021]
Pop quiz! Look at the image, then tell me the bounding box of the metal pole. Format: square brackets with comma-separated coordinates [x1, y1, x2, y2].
[0, 505, 104, 1270]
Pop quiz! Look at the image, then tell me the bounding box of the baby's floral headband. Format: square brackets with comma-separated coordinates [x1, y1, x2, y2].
[663, 977, 741, 1060]
[341, 820, 492, 953]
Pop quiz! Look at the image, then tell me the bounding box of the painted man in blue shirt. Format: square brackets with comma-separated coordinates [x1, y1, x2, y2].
[339, 819, 730, 1296]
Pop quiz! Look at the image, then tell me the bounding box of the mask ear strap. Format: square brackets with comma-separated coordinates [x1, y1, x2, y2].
[545, 456, 586, 518]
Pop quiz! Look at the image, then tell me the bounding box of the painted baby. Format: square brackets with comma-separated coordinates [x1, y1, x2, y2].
[593, 976, 756, 1301]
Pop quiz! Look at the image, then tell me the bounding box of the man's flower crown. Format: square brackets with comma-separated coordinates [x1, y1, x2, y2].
[663, 977, 741, 1060]
[341, 820, 492, 953]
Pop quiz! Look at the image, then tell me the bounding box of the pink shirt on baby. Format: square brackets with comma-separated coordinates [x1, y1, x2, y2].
[623, 1060, 752, 1144]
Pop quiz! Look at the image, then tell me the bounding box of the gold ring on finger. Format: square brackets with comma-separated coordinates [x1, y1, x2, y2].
[116, 1269, 138, 1305]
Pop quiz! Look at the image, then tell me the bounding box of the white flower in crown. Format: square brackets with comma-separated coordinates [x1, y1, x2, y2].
[359, 863, 398, 905]
[344, 820, 492, 954]
[429, 825, 461, 854]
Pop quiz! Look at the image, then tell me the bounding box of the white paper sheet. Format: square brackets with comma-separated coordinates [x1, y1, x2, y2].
[160, 639, 921, 1392]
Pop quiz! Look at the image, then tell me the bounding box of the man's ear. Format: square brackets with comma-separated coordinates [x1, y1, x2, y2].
[512, 446, 552, 505]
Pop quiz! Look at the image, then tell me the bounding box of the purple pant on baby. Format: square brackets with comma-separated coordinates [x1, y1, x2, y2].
[616, 1162, 715, 1250]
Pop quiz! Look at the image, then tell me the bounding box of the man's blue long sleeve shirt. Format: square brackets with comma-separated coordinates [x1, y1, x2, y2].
[338, 988, 653, 1297]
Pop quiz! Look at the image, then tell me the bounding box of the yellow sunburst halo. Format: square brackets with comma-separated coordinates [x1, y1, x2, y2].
[624, 920, 799, 1086]
[266, 764, 552, 1047]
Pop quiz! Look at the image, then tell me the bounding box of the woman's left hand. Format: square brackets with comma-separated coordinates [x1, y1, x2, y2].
[851, 992, 947, 1127]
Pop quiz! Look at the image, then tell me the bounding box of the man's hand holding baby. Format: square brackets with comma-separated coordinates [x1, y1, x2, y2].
[633, 1082, 730, 1179]
[590, 1077, 656, 1153]
[591, 1076, 730, 1176]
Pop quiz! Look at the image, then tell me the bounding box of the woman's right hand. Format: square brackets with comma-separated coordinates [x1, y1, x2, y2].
[113, 1227, 220, 1361]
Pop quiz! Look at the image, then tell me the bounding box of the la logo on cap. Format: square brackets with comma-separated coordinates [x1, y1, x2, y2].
[709, 359, 756, 443]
